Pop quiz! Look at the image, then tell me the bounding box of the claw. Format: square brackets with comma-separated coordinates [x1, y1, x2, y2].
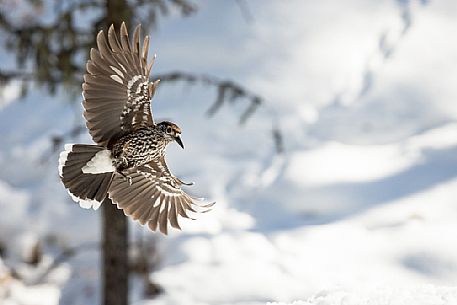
[201, 201, 216, 208]
[119, 171, 133, 186]
[177, 177, 194, 186]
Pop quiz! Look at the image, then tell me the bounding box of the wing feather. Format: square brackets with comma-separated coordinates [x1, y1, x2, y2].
[169, 197, 181, 230]
[107, 25, 123, 53]
[142, 36, 150, 73]
[107, 157, 213, 234]
[120, 23, 131, 53]
[133, 25, 141, 59]
[83, 23, 158, 147]
[137, 194, 155, 225]
[148, 205, 160, 231]
[158, 201, 169, 235]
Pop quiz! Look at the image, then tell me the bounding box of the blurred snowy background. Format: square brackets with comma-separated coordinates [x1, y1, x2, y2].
[1, 0, 457, 304]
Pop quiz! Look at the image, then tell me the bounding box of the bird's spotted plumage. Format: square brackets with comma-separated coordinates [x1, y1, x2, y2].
[58, 22, 213, 234]
[112, 127, 168, 170]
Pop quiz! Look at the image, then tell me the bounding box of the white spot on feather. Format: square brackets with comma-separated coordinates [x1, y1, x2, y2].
[153, 196, 162, 208]
[68, 191, 102, 210]
[92, 200, 102, 210]
[82, 150, 115, 174]
[110, 66, 124, 78]
[110, 75, 123, 84]
[136, 81, 148, 94]
[128, 75, 143, 90]
[118, 63, 127, 73]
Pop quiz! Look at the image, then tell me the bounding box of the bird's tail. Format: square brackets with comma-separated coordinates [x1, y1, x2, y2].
[59, 144, 115, 210]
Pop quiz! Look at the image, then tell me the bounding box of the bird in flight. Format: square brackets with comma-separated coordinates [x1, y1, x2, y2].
[58, 22, 213, 234]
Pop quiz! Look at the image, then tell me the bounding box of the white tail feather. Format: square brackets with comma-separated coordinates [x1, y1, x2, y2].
[58, 144, 74, 177]
[68, 191, 102, 210]
[81, 150, 115, 174]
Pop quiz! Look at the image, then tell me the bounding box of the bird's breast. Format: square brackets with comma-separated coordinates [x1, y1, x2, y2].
[112, 128, 166, 168]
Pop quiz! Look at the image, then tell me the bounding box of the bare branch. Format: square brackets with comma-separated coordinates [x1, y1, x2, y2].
[155, 71, 265, 124]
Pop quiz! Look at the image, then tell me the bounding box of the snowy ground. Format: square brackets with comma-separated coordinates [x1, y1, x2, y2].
[1, 0, 457, 304]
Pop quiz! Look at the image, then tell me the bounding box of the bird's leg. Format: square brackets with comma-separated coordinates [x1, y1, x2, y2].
[114, 157, 133, 186]
[118, 171, 133, 186]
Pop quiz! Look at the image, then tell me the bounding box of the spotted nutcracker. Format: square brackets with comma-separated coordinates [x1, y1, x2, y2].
[58, 23, 213, 234]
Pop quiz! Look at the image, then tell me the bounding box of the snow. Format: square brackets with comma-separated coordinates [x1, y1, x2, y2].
[0, 257, 64, 305]
[142, 176, 457, 305]
[268, 285, 457, 305]
[1, 0, 457, 304]
[285, 141, 419, 186]
[2, 281, 60, 305]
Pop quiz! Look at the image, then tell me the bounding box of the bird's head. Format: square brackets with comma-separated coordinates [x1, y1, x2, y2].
[157, 121, 184, 149]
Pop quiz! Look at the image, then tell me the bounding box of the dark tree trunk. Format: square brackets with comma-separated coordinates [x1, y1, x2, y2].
[101, 2, 132, 305]
[105, 0, 132, 29]
[102, 199, 129, 305]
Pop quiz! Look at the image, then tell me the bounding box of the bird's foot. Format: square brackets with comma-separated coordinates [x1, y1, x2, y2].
[119, 171, 133, 186]
[177, 177, 194, 186]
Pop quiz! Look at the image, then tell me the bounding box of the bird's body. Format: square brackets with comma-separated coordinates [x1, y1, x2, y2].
[58, 23, 212, 234]
[112, 127, 167, 171]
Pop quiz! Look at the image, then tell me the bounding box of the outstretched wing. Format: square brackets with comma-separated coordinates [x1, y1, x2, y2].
[108, 157, 214, 234]
[83, 22, 160, 147]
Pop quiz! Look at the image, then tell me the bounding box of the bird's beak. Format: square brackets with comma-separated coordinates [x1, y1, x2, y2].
[175, 135, 184, 149]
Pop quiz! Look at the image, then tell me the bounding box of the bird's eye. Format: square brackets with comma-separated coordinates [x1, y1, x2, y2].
[166, 127, 172, 134]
